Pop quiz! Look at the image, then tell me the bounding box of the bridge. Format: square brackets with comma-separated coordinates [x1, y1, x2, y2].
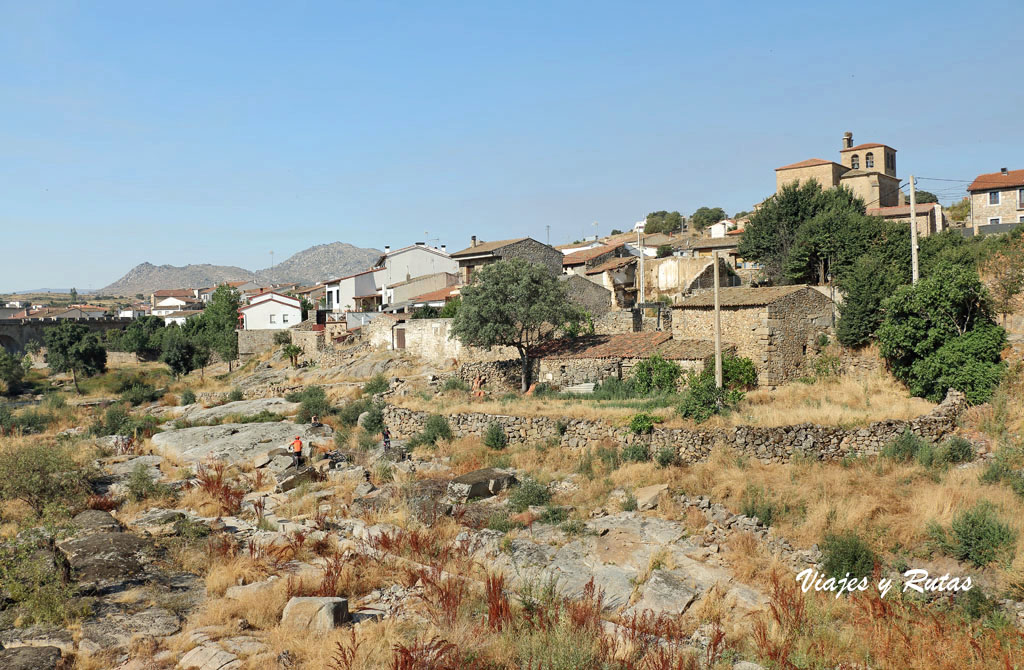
[0, 318, 132, 354]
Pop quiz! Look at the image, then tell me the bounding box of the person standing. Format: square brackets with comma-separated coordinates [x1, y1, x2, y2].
[291, 435, 304, 468]
[381, 427, 391, 450]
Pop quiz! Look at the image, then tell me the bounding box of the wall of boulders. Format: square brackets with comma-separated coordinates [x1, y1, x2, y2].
[381, 389, 967, 464]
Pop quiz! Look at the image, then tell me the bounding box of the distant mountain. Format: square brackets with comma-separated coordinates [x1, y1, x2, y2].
[97, 242, 382, 296]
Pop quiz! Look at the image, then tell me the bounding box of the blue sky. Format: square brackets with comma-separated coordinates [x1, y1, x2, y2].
[2, 1, 1022, 291]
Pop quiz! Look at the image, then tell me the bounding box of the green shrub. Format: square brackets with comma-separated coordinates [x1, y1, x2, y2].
[555, 420, 568, 436]
[120, 382, 161, 406]
[590, 376, 638, 400]
[621, 492, 638, 512]
[294, 385, 332, 423]
[180, 388, 197, 405]
[358, 430, 378, 451]
[227, 388, 244, 402]
[338, 397, 373, 427]
[621, 442, 650, 463]
[90, 405, 159, 438]
[483, 422, 508, 450]
[333, 427, 351, 449]
[6, 409, 55, 435]
[654, 446, 677, 468]
[362, 374, 389, 396]
[939, 436, 974, 464]
[740, 485, 778, 526]
[881, 430, 931, 463]
[441, 377, 469, 392]
[628, 412, 659, 435]
[561, 520, 588, 535]
[631, 355, 682, 395]
[813, 354, 842, 380]
[0, 536, 85, 624]
[409, 414, 453, 448]
[360, 403, 385, 434]
[677, 374, 735, 423]
[816, 333, 831, 348]
[539, 505, 569, 524]
[126, 462, 170, 502]
[230, 410, 284, 424]
[929, 501, 1017, 567]
[509, 477, 551, 512]
[722, 355, 757, 389]
[596, 446, 620, 470]
[0, 442, 93, 516]
[486, 511, 524, 533]
[273, 331, 292, 346]
[173, 517, 211, 542]
[820, 531, 877, 580]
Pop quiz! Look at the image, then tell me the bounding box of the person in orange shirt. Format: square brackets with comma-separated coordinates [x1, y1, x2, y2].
[291, 436, 303, 468]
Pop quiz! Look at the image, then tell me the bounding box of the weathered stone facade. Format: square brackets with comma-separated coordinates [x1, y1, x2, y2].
[380, 390, 966, 465]
[237, 329, 280, 360]
[451, 237, 564, 283]
[559, 274, 612, 316]
[671, 286, 833, 386]
[368, 316, 516, 365]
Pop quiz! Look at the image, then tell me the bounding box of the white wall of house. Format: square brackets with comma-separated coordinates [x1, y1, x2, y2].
[325, 270, 383, 313]
[377, 246, 457, 301]
[240, 299, 301, 330]
[153, 297, 191, 316]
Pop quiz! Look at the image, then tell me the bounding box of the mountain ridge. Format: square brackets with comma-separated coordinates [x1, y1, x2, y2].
[98, 242, 382, 296]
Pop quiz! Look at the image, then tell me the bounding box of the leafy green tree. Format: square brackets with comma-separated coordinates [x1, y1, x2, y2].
[733, 210, 751, 219]
[0, 349, 25, 392]
[782, 190, 876, 285]
[197, 285, 240, 370]
[631, 354, 681, 395]
[689, 207, 727, 231]
[914, 189, 939, 204]
[69, 288, 77, 304]
[981, 243, 1024, 325]
[43, 321, 106, 393]
[836, 254, 905, 347]
[946, 197, 970, 223]
[122, 315, 165, 360]
[191, 342, 212, 380]
[282, 343, 302, 367]
[160, 326, 196, 379]
[451, 258, 584, 392]
[439, 297, 461, 318]
[411, 306, 440, 319]
[656, 244, 673, 258]
[0, 442, 92, 515]
[644, 210, 685, 235]
[299, 297, 313, 321]
[877, 263, 1006, 403]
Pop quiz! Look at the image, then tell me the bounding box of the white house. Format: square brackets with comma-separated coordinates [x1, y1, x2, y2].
[373, 243, 458, 308]
[153, 296, 201, 317]
[163, 310, 203, 327]
[323, 268, 385, 313]
[708, 220, 737, 239]
[238, 292, 302, 330]
[118, 307, 149, 319]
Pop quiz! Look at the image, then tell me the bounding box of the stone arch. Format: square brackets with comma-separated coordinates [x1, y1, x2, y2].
[0, 334, 19, 354]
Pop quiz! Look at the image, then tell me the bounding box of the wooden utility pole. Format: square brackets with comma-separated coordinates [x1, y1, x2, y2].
[713, 251, 723, 388]
[638, 228, 645, 305]
[909, 175, 920, 284]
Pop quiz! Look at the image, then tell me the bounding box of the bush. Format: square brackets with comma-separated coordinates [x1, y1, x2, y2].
[631, 355, 682, 395]
[120, 382, 161, 406]
[230, 410, 284, 423]
[0, 442, 93, 515]
[621, 492, 638, 512]
[930, 501, 1017, 567]
[409, 414, 453, 448]
[1, 408, 55, 435]
[539, 505, 569, 524]
[722, 355, 757, 389]
[654, 446, 677, 468]
[621, 442, 650, 463]
[180, 388, 197, 405]
[483, 422, 508, 450]
[596, 446, 620, 470]
[740, 485, 778, 526]
[227, 388, 244, 402]
[881, 429, 931, 463]
[486, 511, 523, 533]
[590, 376, 638, 400]
[90, 405, 159, 438]
[820, 531, 877, 580]
[441, 377, 469, 392]
[0, 536, 84, 624]
[509, 477, 551, 512]
[333, 427, 351, 449]
[628, 412, 659, 435]
[677, 374, 740, 423]
[126, 462, 170, 502]
[362, 374, 389, 396]
[360, 402, 385, 434]
[939, 436, 975, 464]
[338, 397, 373, 427]
[293, 385, 332, 423]
[273, 331, 292, 346]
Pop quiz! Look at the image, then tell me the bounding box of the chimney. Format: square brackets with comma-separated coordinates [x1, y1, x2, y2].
[415, 241, 425, 246]
[842, 131, 853, 149]
[1001, 167, 1009, 175]
[441, 244, 447, 253]
[471, 235, 477, 248]
[384, 245, 390, 253]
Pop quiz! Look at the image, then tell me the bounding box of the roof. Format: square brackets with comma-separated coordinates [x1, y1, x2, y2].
[585, 256, 637, 275]
[867, 203, 940, 217]
[449, 238, 529, 258]
[967, 169, 1024, 192]
[840, 142, 891, 152]
[153, 288, 194, 297]
[674, 285, 818, 308]
[681, 237, 740, 251]
[562, 244, 622, 266]
[776, 158, 837, 171]
[238, 297, 302, 312]
[410, 286, 461, 303]
[374, 244, 451, 267]
[530, 332, 718, 360]
[164, 310, 203, 318]
[386, 271, 457, 288]
[324, 267, 386, 284]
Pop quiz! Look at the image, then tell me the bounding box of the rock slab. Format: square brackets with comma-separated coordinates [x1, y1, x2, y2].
[280, 597, 349, 631]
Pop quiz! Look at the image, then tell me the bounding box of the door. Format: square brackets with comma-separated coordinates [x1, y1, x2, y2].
[394, 327, 406, 350]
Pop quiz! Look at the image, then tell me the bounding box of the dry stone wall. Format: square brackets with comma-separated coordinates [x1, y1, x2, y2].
[381, 390, 967, 464]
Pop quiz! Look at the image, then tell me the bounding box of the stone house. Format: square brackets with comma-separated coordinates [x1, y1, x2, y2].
[967, 168, 1024, 229]
[867, 203, 946, 237]
[671, 285, 833, 386]
[386, 272, 459, 308]
[585, 256, 637, 308]
[530, 331, 729, 388]
[365, 315, 515, 364]
[775, 131, 904, 208]
[643, 256, 737, 303]
[561, 243, 626, 276]
[450, 237, 563, 283]
[559, 274, 612, 317]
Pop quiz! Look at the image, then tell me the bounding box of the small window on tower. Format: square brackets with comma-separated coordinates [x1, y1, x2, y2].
[851, 154, 859, 169]
[865, 152, 874, 169]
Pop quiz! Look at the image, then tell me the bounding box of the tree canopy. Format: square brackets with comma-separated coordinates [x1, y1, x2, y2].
[689, 207, 727, 231]
[43, 321, 107, 393]
[914, 189, 939, 204]
[195, 285, 240, 370]
[644, 211, 684, 235]
[451, 258, 583, 391]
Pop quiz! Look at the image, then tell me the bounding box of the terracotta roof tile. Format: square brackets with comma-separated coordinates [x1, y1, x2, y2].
[775, 158, 836, 171]
[585, 256, 636, 275]
[562, 244, 622, 266]
[967, 169, 1024, 192]
[840, 142, 890, 152]
[410, 286, 460, 303]
[449, 238, 529, 257]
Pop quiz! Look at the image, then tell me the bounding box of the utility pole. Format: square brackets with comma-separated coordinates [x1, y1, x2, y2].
[638, 228, 645, 305]
[909, 175, 919, 284]
[713, 251, 723, 389]
[546, 225, 550, 246]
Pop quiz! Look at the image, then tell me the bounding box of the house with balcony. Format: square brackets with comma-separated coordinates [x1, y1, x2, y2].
[967, 168, 1024, 232]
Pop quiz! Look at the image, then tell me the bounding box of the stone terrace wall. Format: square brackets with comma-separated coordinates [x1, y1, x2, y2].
[381, 390, 967, 465]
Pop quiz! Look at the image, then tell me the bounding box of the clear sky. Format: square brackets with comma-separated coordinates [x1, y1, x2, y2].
[2, 1, 1022, 291]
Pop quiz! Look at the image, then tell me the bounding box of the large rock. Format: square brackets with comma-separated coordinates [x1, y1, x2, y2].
[78, 607, 181, 653]
[635, 484, 669, 511]
[274, 466, 321, 493]
[631, 569, 698, 615]
[151, 422, 328, 465]
[178, 644, 241, 670]
[71, 509, 123, 535]
[175, 397, 300, 423]
[280, 597, 349, 631]
[447, 468, 516, 502]
[57, 526, 153, 592]
[0, 646, 62, 670]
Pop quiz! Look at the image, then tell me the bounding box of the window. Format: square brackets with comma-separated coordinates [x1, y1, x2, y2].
[886, 153, 894, 170]
[269, 314, 276, 323]
[865, 152, 874, 169]
[989, 191, 1000, 205]
[850, 154, 859, 169]
[1019, 215, 1024, 223]
[1018, 188, 1024, 208]
[282, 314, 289, 323]
[989, 218, 1001, 225]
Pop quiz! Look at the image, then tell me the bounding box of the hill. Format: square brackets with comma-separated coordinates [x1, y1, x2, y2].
[98, 242, 381, 296]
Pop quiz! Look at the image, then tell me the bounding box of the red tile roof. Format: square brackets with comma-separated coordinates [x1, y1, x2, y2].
[153, 289, 194, 297]
[562, 244, 621, 266]
[776, 158, 836, 171]
[410, 286, 460, 303]
[967, 169, 1024, 192]
[867, 203, 940, 217]
[840, 142, 889, 152]
[585, 256, 636, 275]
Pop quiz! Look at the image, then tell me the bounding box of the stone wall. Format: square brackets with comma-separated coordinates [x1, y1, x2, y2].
[559, 274, 612, 316]
[292, 330, 323, 358]
[237, 329, 280, 359]
[381, 389, 967, 464]
[368, 316, 516, 366]
[452, 359, 522, 392]
[593, 310, 638, 335]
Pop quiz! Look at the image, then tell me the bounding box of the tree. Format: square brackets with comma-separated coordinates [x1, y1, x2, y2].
[160, 327, 196, 379]
[282, 343, 302, 367]
[439, 297, 461, 318]
[411, 306, 440, 319]
[451, 258, 584, 392]
[914, 189, 939, 204]
[69, 288, 77, 304]
[122, 315, 165, 360]
[877, 263, 1006, 403]
[610, 229, 624, 235]
[781, 188, 876, 285]
[0, 349, 25, 393]
[733, 210, 751, 219]
[191, 343, 212, 380]
[981, 244, 1024, 325]
[656, 244, 673, 258]
[198, 285, 240, 371]
[836, 254, 904, 347]
[644, 211, 685, 235]
[946, 197, 970, 223]
[690, 207, 727, 231]
[43, 322, 106, 393]
[299, 297, 313, 321]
